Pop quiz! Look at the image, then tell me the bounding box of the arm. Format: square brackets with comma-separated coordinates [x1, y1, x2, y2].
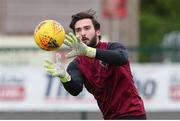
[96, 42, 128, 66]
[64, 33, 128, 66]
[62, 59, 84, 96]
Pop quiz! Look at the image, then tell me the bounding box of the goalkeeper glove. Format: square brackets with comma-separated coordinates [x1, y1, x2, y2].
[64, 32, 96, 58]
[44, 53, 71, 83]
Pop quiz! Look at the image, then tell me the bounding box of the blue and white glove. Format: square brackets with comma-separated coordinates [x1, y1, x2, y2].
[64, 32, 96, 58]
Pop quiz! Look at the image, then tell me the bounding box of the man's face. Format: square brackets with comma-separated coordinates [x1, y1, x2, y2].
[74, 18, 100, 47]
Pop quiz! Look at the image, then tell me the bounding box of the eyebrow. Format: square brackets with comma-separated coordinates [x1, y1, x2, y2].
[75, 25, 91, 29]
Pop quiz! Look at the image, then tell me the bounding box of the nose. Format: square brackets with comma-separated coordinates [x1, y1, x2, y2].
[80, 29, 86, 36]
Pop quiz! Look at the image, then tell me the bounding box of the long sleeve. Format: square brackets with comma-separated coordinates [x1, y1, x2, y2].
[62, 59, 84, 96]
[95, 42, 128, 66]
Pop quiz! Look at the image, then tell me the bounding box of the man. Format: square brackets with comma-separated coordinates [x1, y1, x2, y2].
[44, 10, 146, 119]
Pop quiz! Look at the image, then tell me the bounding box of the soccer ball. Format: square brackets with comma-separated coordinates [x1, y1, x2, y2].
[34, 20, 65, 51]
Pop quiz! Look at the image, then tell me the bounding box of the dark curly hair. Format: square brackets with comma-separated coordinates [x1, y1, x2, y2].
[69, 10, 101, 39]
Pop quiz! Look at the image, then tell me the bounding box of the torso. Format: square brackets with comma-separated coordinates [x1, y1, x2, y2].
[75, 42, 146, 119]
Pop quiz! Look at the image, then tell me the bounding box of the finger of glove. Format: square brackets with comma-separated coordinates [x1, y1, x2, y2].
[47, 68, 64, 77]
[69, 32, 79, 43]
[52, 71, 61, 77]
[55, 53, 66, 74]
[66, 50, 77, 59]
[46, 68, 57, 75]
[56, 53, 61, 63]
[44, 60, 55, 69]
[65, 34, 75, 44]
[64, 38, 73, 47]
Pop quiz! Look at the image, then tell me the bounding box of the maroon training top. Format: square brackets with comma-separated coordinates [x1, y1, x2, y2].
[75, 42, 146, 119]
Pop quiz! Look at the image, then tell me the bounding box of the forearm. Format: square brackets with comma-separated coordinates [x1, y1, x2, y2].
[62, 59, 84, 96]
[62, 79, 83, 96]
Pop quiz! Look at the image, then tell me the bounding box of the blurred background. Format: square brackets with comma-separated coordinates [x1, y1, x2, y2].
[0, 0, 180, 119]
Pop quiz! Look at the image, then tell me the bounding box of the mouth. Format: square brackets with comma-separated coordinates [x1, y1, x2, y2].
[81, 37, 89, 43]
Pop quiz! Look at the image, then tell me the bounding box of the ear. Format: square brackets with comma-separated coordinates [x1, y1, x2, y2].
[96, 30, 101, 36]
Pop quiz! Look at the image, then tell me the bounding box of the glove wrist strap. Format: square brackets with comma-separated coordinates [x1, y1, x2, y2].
[60, 72, 71, 83]
[86, 47, 96, 58]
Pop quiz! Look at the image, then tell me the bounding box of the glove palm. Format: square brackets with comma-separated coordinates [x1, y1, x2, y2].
[64, 33, 96, 58]
[44, 54, 71, 83]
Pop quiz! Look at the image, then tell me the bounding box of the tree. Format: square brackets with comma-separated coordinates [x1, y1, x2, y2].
[139, 0, 180, 62]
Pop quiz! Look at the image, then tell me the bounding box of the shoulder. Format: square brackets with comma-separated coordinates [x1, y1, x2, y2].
[107, 42, 127, 50]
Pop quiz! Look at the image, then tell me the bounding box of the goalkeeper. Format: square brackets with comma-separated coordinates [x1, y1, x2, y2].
[44, 10, 146, 119]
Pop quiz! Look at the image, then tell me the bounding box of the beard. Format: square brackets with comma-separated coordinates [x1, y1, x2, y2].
[87, 34, 98, 47]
